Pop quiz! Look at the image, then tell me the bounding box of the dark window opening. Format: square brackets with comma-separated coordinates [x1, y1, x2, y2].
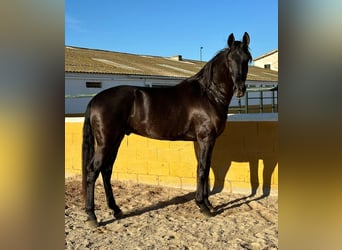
[151, 84, 173, 88]
[86, 81, 102, 88]
[264, 64, 271, 69]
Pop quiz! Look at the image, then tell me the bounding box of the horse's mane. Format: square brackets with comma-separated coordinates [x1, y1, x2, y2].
[190, 48, 229, 90]
[192, 42, 252, 87]
[189, 41, 252, 104]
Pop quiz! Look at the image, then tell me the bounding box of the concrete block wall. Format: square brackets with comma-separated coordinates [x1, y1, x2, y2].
[65, 115, 278, 195]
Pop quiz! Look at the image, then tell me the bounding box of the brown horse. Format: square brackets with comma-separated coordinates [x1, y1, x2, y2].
[82, 32, 252, 227]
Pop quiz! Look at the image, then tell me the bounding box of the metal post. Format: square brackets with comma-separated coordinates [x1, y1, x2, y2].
[245, 91, 249, 113]
[271, 88, 275, 112]
[238, 98, 241, 113]
[260, 89, 264, 113]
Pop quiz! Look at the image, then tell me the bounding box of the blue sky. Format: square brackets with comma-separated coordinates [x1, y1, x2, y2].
[65, 1, 277, 61]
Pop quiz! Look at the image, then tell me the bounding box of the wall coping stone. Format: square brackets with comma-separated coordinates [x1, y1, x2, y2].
[66, 113, 278, 123]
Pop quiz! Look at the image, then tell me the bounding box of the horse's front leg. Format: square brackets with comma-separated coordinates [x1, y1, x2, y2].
[203, 164, 215, 213]
[195, 136, 216, 216]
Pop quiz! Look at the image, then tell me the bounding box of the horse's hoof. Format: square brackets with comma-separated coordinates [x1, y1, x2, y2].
[114, 210, 124, 219]
[200, 208, 214, 217]
[85, 219, 99, 228]
[196, 200, 215, 217]
[208, 206, 216, 214]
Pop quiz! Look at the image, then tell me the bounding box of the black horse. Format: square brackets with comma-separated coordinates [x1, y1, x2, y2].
[82, 32, 252, 227]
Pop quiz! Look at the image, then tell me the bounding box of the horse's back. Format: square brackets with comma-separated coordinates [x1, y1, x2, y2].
[126, 82, 206, 140]
[89, 85, 135, 108]
[90, 85, 135, 103]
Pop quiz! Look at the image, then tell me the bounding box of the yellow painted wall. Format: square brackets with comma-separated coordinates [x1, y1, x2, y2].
[65, 118, 278, 195]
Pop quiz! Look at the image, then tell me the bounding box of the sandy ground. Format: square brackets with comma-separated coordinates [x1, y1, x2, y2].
[65, 176, 278, 249]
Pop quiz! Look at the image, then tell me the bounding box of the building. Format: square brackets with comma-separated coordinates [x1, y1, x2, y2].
[253, 49, 278, 71]
[65, 46, 278, 115]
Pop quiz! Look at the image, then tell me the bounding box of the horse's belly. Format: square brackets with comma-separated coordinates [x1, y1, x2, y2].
[129, 121, 195, 141]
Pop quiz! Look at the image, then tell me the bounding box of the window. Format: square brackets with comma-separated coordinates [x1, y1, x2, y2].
[264, 64, 271, 69]
[86, 81, 102, 88]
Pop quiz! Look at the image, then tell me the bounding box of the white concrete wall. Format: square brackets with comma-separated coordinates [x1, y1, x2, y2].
[65, 73, 277, 115]
[65, 73, 184, 114]
[254, 51, 278, 71]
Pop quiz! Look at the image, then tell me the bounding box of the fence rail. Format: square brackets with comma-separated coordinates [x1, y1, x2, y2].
[231, 85, 278, 113]
[65, 85, 278, 114]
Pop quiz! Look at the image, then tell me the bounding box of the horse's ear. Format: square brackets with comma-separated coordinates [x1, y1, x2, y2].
[243, 32, 250, 46]
[227, 33, 235, 47]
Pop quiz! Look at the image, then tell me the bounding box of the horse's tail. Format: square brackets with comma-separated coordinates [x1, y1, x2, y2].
[82, 103, 94, 199]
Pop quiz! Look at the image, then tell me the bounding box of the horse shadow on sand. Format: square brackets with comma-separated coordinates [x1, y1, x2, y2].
[101, 134, 277, 225]
[205, 136, 278, 197]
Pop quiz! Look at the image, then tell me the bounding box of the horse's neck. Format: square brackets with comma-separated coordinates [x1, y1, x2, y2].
[208, 67, 234, 106]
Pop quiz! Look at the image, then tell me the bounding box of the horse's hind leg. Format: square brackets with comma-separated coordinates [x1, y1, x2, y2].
[101, 164, 123, 218]
[101, 138, 124, 219]
[85, 141, 119, 226]
[85, 148, 103, 227]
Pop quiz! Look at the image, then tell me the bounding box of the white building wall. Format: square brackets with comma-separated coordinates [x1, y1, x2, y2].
[65, 73, 185, 114]
[65, 73, 277, 115]
[254, 51, 278, 71]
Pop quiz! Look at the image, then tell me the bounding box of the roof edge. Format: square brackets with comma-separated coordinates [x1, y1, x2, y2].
[254, 49, 278, 61]
[65, 45, 201, 63]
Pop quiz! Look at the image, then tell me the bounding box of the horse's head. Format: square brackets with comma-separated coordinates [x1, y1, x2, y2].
[226, 32, 252, 98]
